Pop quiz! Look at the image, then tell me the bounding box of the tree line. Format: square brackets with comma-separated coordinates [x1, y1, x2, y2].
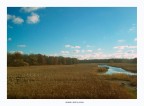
[7, 52, 79, 67]
[79, 58, 137, 63]
[7, 52, 137, 67]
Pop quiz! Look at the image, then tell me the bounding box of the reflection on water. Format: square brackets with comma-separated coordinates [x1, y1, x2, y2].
[98, 64, 137, 75]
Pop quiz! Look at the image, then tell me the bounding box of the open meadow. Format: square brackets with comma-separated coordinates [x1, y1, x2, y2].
[7, 63, 137, 99]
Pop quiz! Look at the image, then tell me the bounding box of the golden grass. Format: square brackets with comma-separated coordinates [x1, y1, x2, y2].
[8, 64, 136, 99]
[101, 73, 137, 88]
[100, 73, 137, 98]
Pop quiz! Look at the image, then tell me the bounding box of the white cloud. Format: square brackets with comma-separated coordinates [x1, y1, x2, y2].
[9, 51, 24, 54]
[18, 51, 24, 54]
[134, 38, 137, 42]
[117, 40, 125, 43]
[116, 49, 123, 53]
[12, 17, 24, 24]
[114, 46, 128, 50]
[65, 44, 81, 49]
[8, 38, 12, 41]
[7, 14, 24, 24]
[65, 45, 71, 48]
[97, 48, 102, 51]
[81, 50, 85, 53]
[114, 45, 137, 50]
[112, 52, 136, 59]
[128, 24, 136, 33]
[17, 45, 26, 48]
[77, 52, 107, 60]
[73, 50, 80, 53]
[86, 45, 93, 48]
[8, 25, 13, 29]
[7, 14, 14, 20]
[21, 7, 45, 13]
[81, 50, 93, 53]
[77, 51, 137, 60]
[128, 27, 135, 32]
[74, 46, 81, 49]
[87, 50, 93, 52]
[127, 50, 135, 54]
[128, 46, 137, 49]
[27, 13, 40, 24]
[61, 51, 69, 54]
[56, 49, 136, 60]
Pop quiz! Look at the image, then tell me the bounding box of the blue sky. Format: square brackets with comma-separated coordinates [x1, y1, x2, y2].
[7, 7, 137, 59]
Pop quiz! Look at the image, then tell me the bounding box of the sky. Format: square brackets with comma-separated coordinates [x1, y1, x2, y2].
[7, 7, 137, 60]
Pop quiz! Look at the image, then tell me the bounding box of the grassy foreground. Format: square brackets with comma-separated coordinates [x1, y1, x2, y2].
[7, 63, 137, 99]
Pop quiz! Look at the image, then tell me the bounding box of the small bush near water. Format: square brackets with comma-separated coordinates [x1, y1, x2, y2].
[97, 67, 108, 73]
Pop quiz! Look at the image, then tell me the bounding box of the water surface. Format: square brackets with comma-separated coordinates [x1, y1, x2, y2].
[98, 64, 137, 75]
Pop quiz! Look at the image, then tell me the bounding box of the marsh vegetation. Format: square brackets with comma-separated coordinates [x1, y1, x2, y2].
[7, 63, 137, 99]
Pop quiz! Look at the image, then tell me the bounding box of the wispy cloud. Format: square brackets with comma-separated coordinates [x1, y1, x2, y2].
[27, 13, 40, 24]
[97, 48, 102, 51]
[116, 49, 123, 53]
[114, 45, 137, 50]
[7, 14, 24, 24]
[74, 46, 81, 49]
[65, 45, 71, 48]
[127, 50, 135, 54]
[21, 7, 45, 13]
[114, 46, 128, 50]
[128, 24, 136, 33]
[61, 51, 69, 54]
[8, 37, 12, 41]
[128, 46, 137, 49]
[7, 14, 14, 20]
[112, 51, 136, 59]
[86, 45, 93, 48]
[87, 50, 93, 53]
[81, 50, 93, 53]
[8, 25, 13, 29]
[65, 44, 81, 49]
[13, 17, 24, 24]
[9, 50, 24, 54]
[81, 50, 85, 53]
[77, 51, 136, 60]
[73, 50, 80, 53]
[117, 40, 125, 43]
[17, 44, 26, 48]
[134, 38, 137, 42]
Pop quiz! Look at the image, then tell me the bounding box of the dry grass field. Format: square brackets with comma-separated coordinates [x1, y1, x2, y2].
[7, 63, 137, 99]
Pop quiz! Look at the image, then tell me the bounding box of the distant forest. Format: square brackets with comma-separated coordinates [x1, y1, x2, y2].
[79, 58, 137, 64]
[7, 52, 79, 67]
[7, 52, 137, 67]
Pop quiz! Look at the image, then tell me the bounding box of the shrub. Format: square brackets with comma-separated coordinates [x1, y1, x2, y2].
[97, 67, 108, 73]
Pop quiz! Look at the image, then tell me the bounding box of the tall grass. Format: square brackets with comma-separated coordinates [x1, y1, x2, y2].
[8, 64, 136, 99]
[102, 73, 137, 87]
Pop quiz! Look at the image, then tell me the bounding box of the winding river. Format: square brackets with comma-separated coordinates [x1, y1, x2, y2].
[98, 64, 137, 75]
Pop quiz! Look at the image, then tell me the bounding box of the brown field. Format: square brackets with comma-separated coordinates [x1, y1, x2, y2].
[7, 63, 137, 99]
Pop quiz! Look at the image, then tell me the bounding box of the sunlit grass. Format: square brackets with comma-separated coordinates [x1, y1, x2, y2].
[102, 73, 137, 87]
[8, 64, 136, 99]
